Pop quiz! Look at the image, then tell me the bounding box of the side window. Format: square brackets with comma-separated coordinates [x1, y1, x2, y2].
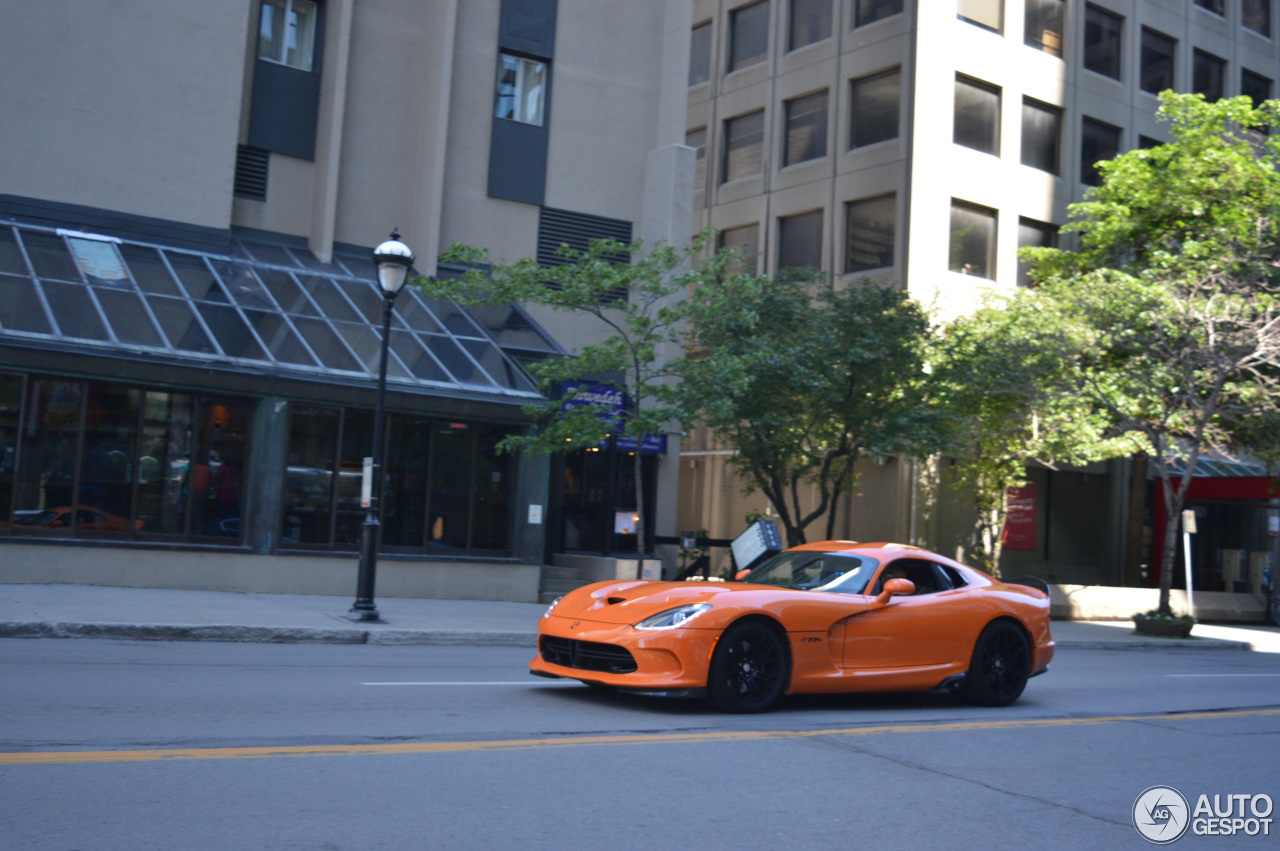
[940, 565, 969, 589]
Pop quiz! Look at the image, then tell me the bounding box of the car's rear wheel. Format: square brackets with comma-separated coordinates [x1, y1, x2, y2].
[706, 620, 790, 713]
[959, 621, 1030, 707]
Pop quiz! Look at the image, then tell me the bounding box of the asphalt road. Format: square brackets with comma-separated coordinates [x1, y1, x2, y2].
[1, 639, 1278, 850]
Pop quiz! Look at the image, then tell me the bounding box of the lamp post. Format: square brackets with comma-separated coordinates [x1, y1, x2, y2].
[350, 230, 415, 622]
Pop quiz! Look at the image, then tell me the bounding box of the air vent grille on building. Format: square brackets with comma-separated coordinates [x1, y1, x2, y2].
[234, 146, 270, 200]
[537, 207, 632, 301]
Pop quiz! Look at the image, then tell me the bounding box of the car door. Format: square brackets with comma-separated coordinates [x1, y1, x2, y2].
[840, 558, 974, 669]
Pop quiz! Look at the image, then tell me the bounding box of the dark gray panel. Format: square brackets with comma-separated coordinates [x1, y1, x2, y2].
[499, 0, 558, 56]
[247, 61, 321, 161]
[488, 118, 549, 205]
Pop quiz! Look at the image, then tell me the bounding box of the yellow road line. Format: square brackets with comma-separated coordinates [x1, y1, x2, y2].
[3, 707, 1278, 766]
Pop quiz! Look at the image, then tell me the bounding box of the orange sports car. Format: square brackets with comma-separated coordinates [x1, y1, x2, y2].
[530, 541, 1055, 713]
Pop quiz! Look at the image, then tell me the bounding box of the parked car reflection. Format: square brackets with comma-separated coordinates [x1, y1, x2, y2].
[2, 505, 144, 532]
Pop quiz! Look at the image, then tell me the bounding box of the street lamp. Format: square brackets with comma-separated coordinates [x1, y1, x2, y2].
[350, 230, 415, 622]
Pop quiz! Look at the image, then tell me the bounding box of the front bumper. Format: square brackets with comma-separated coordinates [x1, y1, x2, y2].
[529, 614, 719, 690]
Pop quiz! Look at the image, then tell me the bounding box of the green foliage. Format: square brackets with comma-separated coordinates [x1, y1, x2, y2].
[681, 271, 946, 546]
[929, 289, 1125, 573]
[1022, 92, 1280, 614]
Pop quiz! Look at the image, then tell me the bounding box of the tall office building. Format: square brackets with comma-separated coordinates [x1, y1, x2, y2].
[677, 0, 1279, 588]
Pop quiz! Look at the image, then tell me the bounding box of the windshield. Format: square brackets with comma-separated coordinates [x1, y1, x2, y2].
[741, 551, 880, 594]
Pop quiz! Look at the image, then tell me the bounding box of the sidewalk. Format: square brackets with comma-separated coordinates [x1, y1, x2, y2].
[1, 582, 1278, 652]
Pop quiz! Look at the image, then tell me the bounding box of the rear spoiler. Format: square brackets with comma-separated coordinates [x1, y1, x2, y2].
[1005, 576, 1049, 594]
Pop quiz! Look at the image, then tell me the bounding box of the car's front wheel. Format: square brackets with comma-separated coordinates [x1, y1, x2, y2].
[706, 620, 790, 713]
[959, 621, 1030, 707]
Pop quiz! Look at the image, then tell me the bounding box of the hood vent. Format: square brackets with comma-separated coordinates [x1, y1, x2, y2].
[606, 596, 627, 605]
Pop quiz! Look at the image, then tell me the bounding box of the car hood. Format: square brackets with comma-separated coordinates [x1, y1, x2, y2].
[551, 580, 750, 625]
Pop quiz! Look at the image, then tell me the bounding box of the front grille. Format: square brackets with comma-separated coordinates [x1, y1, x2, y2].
[541, 635, 638, 674]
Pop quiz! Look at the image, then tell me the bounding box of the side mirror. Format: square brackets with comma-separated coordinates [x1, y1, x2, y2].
[735, 569, 751, 582]
[872, 578, 915, 608]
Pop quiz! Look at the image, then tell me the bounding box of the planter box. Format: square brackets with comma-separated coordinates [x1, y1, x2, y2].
[1134, 617, 1195, 638]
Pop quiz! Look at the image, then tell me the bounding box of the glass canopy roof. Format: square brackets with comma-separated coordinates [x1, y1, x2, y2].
[0, 222, 556, 401]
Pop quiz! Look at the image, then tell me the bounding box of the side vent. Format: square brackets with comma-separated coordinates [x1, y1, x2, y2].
[234, 146, 270, 201]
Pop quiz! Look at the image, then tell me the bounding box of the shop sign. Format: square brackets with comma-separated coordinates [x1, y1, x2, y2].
[1002, 485, 1037, 551]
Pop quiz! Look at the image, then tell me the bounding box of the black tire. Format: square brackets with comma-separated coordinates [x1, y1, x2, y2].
[959, 621, 1031, 707]
[706, 620, 791, 713]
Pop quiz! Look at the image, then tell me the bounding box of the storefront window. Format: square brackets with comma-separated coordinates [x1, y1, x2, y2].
[0, 375, 251, 540]
[282, 408, 516, 555]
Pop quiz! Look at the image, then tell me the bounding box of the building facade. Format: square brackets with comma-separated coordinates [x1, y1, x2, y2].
[677, 0, 1279, 593]
[0, 0, 694, 601]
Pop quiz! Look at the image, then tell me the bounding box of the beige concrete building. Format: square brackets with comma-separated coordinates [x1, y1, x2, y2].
[677, 0, 1280, 591]
[0, 0, 694, 602]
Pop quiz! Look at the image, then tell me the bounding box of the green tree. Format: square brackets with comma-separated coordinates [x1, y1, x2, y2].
[420, 233, 725, 578]
[1024, 92, 1280, 616]
[681, 271, 946, 547]
[930, 293, 1122, 575]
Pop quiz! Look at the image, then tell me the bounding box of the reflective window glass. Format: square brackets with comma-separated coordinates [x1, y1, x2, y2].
[778, 209, 823, 271]
[423, 334, 492, 386]
[258, 268, 318, 315]
[147, 295, 215, 353]
[729, 1, 770, 72]
[215, 264, 278, 311]
[298, 275, 362, 322]
[119, 244, 182, 296]
[331, 321, 381, 373]
[459, 338, 536, 392]
[789, 0, 831, 50]
[282, 406, 339, 545]
[784, 90, 828, 166]
[136, 391, 194, 536]
[720, 223, 759, 276]
[199, 303, 268, 361]
[949, 200, 997, 279]
[66, 237, 130, 289]
[21, 231, 80, 283]
[95, 288, 164, 347]
[1025, 0, 1064, 56]
[0, 373, 20, 525]
[854, 0, 901, 26]
[724, 110, 765, 182]
[1141, 28, 1176, 95]
[291, 316, 362, 372]
[850, 67, 900, 148]
[391, 332, 449, 383]
[0, 275, 53, 333]
[954, 76, 1001, 155]
[43, 281, 110, 341]
[689, 22, 712, 86]
[845, 194, 895, 273]
[428, 423, 475, 549]
[395, 291, 444, 333]
[168, 253, 226, 302]
[0, 228, 29, 276]
[11, 380, 83, 535]
[240, 309, 314, 365]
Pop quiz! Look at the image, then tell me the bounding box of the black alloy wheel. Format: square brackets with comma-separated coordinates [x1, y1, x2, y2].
[706, 620, 791, 713]
[959, 621, 1031, 707]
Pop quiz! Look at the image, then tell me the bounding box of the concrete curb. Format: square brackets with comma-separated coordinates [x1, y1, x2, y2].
[0, 621, 1255, 651]
[0, 622, 536, 647]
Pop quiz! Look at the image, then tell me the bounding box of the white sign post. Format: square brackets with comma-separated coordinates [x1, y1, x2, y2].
[1182, 509, 1197, 619]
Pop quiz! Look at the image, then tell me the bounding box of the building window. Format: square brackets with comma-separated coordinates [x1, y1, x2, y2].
[720, 224, 760, 276]
[1244, 0, 1272, 36]
[1194, 0, 1225, 15]
[687, 128, 707, 192]
[778, 210, 824, 271]
[958, 0, 1002, 33]
[1138, 135, 1162, 149]
[1081, 117, 1121, 186]
[954, 76, 1001, 156]
[1018, 218, 1057, 287]
[723, 110, 765, 182]
[1024, 0, 1065, 57]
[845, 194, 895, 273]
[789, 0, 831, 49]
[729, 1, 770, 72]
[950, 200, 998, 280]
[257, 0, 317, 71]
[690, 22, 712, 86]
[284, 408, 514, 553]
[1, 376, 253, 542]
[1194, 50, 1226, 102]
[495, 54, 547, 125]
[1084, 5, 1122, 80]
[1242, 69, 1273, 105]
[850, 67, 900, 148]
[1022, 98, 1061, 174]
[783, 90, 828, 166]
[854, 0, 902, 27]
[1140, 28, 1176, 95]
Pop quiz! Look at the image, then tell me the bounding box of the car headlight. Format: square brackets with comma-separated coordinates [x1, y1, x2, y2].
[542, 596, 563, 619]
[634, 603, 712, 630]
